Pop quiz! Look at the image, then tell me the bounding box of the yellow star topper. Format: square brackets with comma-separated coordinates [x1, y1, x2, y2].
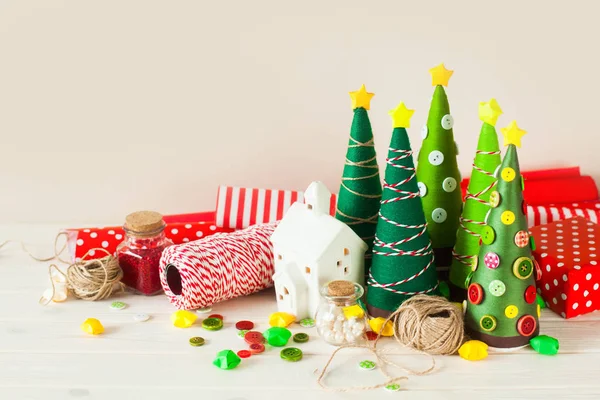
[479, 98, 503, 126]
[389, 102, 415, 128]
[349, 84, 374, 110]
[429, 63, 454, 87]
[501, 120, 527, 148]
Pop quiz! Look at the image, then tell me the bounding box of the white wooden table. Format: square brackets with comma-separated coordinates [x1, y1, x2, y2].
[2, 225, 600, 400]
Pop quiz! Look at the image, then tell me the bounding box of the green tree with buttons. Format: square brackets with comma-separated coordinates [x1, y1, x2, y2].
[465, 121, 540, 348]
[367, 103, 438, 318]
[416, 64, 463, 276]
[449, 99, 503, 298]
[336, 84, 382, 278]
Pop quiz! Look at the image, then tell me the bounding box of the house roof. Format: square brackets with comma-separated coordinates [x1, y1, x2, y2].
[271, 201, 368, 262]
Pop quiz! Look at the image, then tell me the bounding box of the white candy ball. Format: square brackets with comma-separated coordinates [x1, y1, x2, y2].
[324, 331, 335, 342]
[323, 312, 335, 322]
[333, 321, 343, 332]
[336, 314, 345, 321]
[334, 332, 344, 344]
[345, 332, 356, 342]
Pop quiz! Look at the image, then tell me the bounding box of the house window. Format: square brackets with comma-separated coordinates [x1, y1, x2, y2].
[337, 260, 342, 267]
[283, 287, 289, 295]
[278, 294, 283, 300]
[307, 204, 313, 210]
[305, 266, 311, 274]
[277, 254, 283, 260]
[344, 248, 350, 256]
[343, 266, 349, 275]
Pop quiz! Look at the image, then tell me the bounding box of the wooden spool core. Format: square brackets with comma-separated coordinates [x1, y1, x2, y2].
[327, 280, 355, 297]
[124, 211, 165, 236]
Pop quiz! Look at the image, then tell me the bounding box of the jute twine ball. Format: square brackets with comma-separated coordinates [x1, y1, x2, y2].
[392, 294, 465, 355]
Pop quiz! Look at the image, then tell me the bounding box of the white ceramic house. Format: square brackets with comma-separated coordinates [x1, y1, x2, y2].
[270, 181, 368, 320]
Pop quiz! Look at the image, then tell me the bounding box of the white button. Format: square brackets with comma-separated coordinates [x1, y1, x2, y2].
[441, 114, 454, 130]
[428, 150, 444, 166]
[432, 208, 447, 223]
[421, 125, 428, 139]
[418, 182, 427, 197]
[134, 313, 150, 322]
[442, 177, 457, 192]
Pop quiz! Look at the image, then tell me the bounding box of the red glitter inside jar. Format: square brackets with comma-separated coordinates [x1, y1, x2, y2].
[116, 211, 173, 295]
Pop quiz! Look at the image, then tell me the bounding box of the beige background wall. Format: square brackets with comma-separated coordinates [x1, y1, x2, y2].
[1, 0, 598, 224]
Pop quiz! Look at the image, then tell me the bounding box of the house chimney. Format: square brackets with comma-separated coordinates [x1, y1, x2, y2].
[304, 181, 331, 215]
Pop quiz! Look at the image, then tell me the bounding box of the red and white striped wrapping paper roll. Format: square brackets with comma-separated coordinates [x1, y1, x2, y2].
[526, 202, 600, 227]
[215, 186, 337, 229]
[159, 222, 277, 310]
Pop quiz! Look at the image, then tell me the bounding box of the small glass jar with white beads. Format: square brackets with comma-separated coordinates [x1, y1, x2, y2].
[315, 280, 367, 345]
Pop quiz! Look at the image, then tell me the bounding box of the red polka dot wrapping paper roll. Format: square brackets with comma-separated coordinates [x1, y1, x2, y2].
[530, 216, 600, 318]
[159, 222, 277, 310]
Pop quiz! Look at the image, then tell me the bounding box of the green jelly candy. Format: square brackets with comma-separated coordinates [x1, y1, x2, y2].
[263, 327, 292, 347]
[530, 335, 559, 355]
[536, 294, 547, 309]
[438, 281, 450, 299]
[212, 350, 241, 370]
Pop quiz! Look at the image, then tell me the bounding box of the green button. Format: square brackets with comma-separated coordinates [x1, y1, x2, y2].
[513, 257, 533, 280]
[110, 301, 126, 310]
[384, 383, 401, 392]
[480, 315, 497, 332]
[293, 333, 309, 343]
[488, 280, 506, 297]
[280, 347, 303, 362]
[238, 329, 249, 339]
[202, 317, 224, 331]
[299, 318, 315, 328]
[481, 225, 496, 245]
[359, 360, 376, 370]
[189, 336, 205, 347]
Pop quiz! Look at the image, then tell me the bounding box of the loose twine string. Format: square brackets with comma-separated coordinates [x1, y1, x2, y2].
[317, 295, 465, 392]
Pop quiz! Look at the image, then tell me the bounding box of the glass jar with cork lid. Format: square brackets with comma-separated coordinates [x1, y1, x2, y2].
[116, 211, 173, 295]
[315, 280, 367, 345]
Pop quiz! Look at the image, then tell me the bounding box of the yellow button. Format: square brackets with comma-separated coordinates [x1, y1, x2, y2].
[369, 317, 394, 336]
[501, 167, 516, 182]
[537, 304, 541, 318]
[501, 210, 515, 225]
[342, 304, 365, 319]
[489, 191, 501, 208]
[505, 305, 519, 319]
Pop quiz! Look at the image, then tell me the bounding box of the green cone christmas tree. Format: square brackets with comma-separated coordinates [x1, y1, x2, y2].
[416, 64, 463, 275]
[336, 85, 382, 277]
[449, 99, 503, 296]
[465, 121, 540, 348]
[367, 103, 438, 318]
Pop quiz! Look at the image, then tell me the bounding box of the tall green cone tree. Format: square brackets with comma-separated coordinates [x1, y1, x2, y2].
[367, 103, 439, 318]
[416, 64, 463, 274]
[449, 99, 503, 296]
[336, 85, 382, 277]
[465, 121, 540, 348]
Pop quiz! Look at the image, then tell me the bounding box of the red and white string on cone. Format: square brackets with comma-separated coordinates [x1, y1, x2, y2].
[159, 223, 277, 310]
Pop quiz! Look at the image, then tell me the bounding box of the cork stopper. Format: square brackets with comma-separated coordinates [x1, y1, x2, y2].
[327, 280, 355, 297]
[124, 211, 165, 236]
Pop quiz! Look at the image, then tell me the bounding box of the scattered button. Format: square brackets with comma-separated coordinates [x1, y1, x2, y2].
[213, 349, 241, 370]
[249, 343, 265, 354]
[418, 182, 427, 197]
[384, 383, 401, 392]
[280, 347, 303, 362]
[442, 177, 457, 192]
[133, 313, 150, 322]
[299, 318, 315, 328]
[237, 350, 251, 359]
[514, 231, 529, 248]
[501, 210, 515, 225]
[189, 336, 205, 347]
[513, 257, 533, 280]
[441, 114, 454, 130]
[359, 360, 377, 370]
[501, 167, 516, 182]
[505, 305, 519, 319]
[468, 283, 484, 305]
[202, 317, 224, 331]
[244, 331, 265, 345]
[480, 225, 496, 245]
[484, 252, 500, 269]
[489, 280, 506, 297]
[428, 150, 444, 166]
[196, 307, 212, 314]
[524, 285, 537, 304]
[237, 329, 249, 339]
[235, 320, 254, 330]
[489, 191, 501, 208]
[208, 314, 224, 321]
[517, 315, 537, 337]
[432, 208, 447, 223]
[293, 333, 309, 343]
[264, 327, 292, 347]
[110, 301, 126, 310]
[479, 315, 497, 332]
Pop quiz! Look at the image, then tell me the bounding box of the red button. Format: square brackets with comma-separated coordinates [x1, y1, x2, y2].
[366, 331, 378, 341]
[244, 331, 265, 345]
[534, 259, 542, 281]
[208, 314, 224, 321]
[524, 285, 537, 304]
[517, 315, 537, 337]
[468, 283, 484, 305]
[235, 320, 254, 330]
[249, 343, 265, 354]
[237, 350, 251, 359]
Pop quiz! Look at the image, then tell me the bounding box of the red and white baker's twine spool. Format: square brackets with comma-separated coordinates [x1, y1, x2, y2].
[368, 148, 437, 295]
[159, 223, 276, 310]
[453, 149, 501, 267]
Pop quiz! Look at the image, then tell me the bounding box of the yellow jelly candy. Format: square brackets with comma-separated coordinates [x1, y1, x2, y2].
[342, 304, 365, 319]
[171, 310, 198, 328]
[368, 317, 394, 337]
[458, 340, 488, 361]
[269, 312, 296, 327]
[81, 318, 104, 335]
